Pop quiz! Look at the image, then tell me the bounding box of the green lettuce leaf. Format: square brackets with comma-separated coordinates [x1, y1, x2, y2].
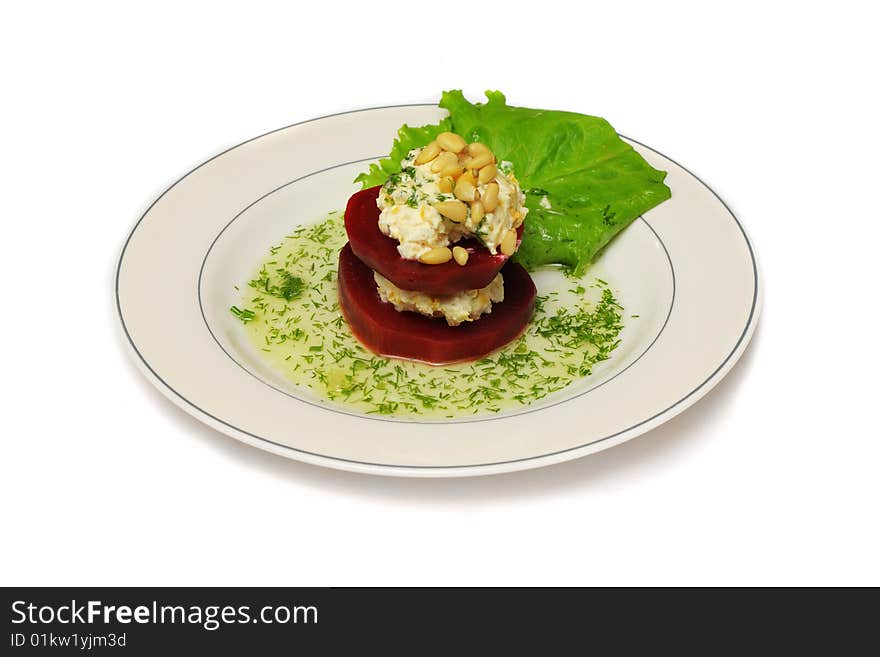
[356, 91, 671, 274]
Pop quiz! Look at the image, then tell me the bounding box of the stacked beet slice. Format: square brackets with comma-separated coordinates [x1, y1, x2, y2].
[338, 186, 536, 364]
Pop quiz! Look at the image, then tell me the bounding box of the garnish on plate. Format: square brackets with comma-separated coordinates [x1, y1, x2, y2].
[230, 214, 625, 417]
[357, 90, 671, 275]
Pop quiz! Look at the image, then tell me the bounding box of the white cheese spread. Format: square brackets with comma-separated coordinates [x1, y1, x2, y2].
[377, 147, 527, 260]
[374, 271, 504, 326]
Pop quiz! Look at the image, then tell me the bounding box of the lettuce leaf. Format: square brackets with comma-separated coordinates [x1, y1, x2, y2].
[355, 91, 671, 274]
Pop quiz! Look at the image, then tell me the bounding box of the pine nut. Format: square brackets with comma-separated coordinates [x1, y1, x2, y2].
[477, 164, 497, 185]
[415, 141, 441, 165]
[430, 151, 458, 173]
[420, 246, 453, 265]
[482, 183, 499, 212]
[454, 179, 478, 202]
[470, 201, 484, 224]
[468, 142, 491, 156]
[433, 200, 468, 223]
[437, 176, 454, 193]
[452, 246, 469, 266]
[466, 151, 495, 169]
[500, 229, 517, 256]
[437, 132, 467, 153]
[440, 163, 463, 179]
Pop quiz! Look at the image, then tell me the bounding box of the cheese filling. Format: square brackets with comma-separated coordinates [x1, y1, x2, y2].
[374, 271, 504, 327]
[376, 148, 527, 260]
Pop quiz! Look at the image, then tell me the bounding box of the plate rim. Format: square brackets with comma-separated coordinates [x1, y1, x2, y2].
[116, 103, 762, 477]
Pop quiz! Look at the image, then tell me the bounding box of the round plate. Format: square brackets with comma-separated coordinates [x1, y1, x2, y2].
[117, 104, 760, 477]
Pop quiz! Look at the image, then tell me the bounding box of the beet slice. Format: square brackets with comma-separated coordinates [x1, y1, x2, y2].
[337, 243, 536, 365]
[345, 186, 523, 296]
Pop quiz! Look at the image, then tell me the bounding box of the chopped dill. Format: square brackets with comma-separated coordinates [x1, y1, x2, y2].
[230, 306, 255, 323]
[249, 267, 305, 301]
[233, 212, 627, 419]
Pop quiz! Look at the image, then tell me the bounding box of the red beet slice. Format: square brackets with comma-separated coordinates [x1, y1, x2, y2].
[345, 186, 523, 296]
[337, 243, 536, 365]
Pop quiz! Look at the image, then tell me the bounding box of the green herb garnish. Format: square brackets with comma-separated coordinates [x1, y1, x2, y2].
[230, 306, 255, 323]
[249, 268, 304, 301]
[232, 213, 628, 419]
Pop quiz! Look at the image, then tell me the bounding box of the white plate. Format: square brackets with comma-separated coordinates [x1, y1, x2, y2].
[116, 104, 761, 477]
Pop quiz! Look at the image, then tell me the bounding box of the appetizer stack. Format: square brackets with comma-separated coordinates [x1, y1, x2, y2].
[338, 133, 536, 364]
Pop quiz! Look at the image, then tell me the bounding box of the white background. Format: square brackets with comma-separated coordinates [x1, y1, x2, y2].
[3, 1, 878, 586]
